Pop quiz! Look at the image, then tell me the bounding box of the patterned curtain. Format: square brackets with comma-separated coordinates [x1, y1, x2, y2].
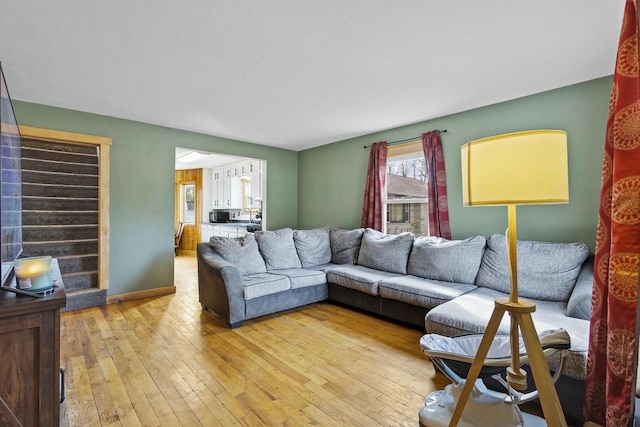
[422, 131, 451, 239]
[361, 141, 387, 231]
[585, 1, 640, 425]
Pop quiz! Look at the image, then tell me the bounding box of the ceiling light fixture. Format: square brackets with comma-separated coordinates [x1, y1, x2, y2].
[177, 151, 208, 163]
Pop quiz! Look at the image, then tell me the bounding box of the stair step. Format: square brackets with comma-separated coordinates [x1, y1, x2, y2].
[23, 225, 98, 241]
[22, 138, 98, 155]
[62, 271, 98, 291]
[22, 146, 98, 164]
[22, 211, 98, 226]
[62, 288, 107, 312]
[56, 254, 99, 274]
[22, 183, 98, 198]
[22, 170, 98, 187]
[23, 239, 98, 257]
[22, 196, 98, 211]
[22, 158, 98, 175]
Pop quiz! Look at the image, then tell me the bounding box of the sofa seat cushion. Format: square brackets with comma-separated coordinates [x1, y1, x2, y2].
[294, 227, 332, 267]
[242, 273, 290, 300]
[255, 228, 302, 270]
[424, 287, 589, 380]
[476, 234, 589, 302]
[327, 265, 402, 295]
[209, 234, 267, 276]
[378, 275, 477, 309]
[304, 263, 341, 273]
[407, 236, 486, 284]
[357, 229, 414, 274]
[269, 268, 326, 289]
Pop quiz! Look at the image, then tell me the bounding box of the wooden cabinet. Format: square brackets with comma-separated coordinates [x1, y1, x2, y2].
[0, 261, 66, 427]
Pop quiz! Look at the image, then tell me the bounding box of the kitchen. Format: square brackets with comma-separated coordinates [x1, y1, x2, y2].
[175, 148, 266, 254]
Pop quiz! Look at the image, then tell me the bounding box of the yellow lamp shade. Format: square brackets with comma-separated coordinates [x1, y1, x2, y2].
[461, 130, 569, 206]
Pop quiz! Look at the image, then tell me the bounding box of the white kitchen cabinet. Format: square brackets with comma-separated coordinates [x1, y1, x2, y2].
[201, 224, 214, 242]
[211, 224, 248, 239]
[223, 175, 243, 209]
[252, 159, 261, 173]
[250, 170, 262, 202]
[249, 160, 263, 204]
[224, 160, 253, 177]
[211, 166, 243, 209]
[211, 168, 224, 208]
[237, 160, 252, 177]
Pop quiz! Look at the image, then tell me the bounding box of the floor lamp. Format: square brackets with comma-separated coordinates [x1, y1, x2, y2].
[450, 130, 569, 427]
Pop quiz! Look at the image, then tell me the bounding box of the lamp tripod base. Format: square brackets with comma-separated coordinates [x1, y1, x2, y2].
[447, 298, 567, 427]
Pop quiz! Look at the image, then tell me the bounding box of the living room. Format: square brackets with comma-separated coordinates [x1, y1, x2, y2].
[0, 2, 633, 426]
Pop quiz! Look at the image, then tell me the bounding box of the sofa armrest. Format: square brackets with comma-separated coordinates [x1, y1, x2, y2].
[197, 242, 245, 327]
[567, 256, 594, 320]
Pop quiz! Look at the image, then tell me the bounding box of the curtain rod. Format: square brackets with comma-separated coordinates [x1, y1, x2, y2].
[362, 129, 447, 149]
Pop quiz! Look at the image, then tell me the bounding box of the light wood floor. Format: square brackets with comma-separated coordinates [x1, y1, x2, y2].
[60, 255, 449, 426]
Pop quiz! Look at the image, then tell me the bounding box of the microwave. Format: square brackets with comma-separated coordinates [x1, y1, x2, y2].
[210, 211, 230, 223]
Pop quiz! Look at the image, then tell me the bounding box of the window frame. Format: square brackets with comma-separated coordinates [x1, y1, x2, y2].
[180, 182, 196, 225]
[384, 140, 428, 234]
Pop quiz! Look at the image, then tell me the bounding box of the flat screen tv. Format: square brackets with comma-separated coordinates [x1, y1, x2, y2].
[0, 62, 23, 287]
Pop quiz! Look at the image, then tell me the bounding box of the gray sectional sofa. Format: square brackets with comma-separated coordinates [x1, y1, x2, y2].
[197, 226, 593, 422]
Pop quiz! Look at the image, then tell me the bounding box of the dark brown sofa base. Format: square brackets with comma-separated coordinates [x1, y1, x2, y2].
[327, 283, 429, 329]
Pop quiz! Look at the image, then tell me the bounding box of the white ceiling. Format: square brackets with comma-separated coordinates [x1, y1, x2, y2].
[0, 1, 624, 152]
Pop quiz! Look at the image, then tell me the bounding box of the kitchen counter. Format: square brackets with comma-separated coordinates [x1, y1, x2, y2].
[201, 222, 249, 241]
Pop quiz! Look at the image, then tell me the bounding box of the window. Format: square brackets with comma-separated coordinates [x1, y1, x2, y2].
[387, 204, 410, 223]
[385, 142, 429, 236]
[181, 183, 195, 224]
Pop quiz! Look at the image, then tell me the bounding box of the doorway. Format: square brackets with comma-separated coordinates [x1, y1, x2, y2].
[174, 169, 202, 255]
[174, 148, 267, 255]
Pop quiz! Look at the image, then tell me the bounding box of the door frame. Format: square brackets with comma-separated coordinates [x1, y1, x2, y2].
[174, 168, 202, 255]
[18, 125, 111, 290]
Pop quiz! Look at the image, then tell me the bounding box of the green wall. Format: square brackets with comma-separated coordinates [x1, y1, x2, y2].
[298, 76, 612, 251]
[11, 76, 611, 296]
[13, 101, 299, 296]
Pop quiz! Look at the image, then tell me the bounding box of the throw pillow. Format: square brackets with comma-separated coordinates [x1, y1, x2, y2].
[294, 227, 332, 267]
[357, 228, 414, 274]
[255, 228, 302, 270]
[330, 228, 364, 264]
[209, 234, 267, 276]
[475, 234, 590, 302]
[407, 236, 487, 284]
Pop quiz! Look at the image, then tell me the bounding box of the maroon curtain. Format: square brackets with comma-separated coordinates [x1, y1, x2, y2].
[361, 141, 387, 231]
[584, 1, 640, 425]
[422, 131, 451, 239]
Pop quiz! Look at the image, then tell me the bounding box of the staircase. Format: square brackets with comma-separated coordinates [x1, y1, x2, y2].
[21, 137, 106, 311]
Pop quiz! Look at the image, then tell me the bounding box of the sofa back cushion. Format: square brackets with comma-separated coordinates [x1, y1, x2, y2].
[357, 229, 414, 274]
[476, 234, 590, 302]
[255, 228, 302, 270]
[294, 227, 332, 267]
[209, 234, 267, 276]
[330, 228, 364, 264]
[407, 236, 486, 284]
